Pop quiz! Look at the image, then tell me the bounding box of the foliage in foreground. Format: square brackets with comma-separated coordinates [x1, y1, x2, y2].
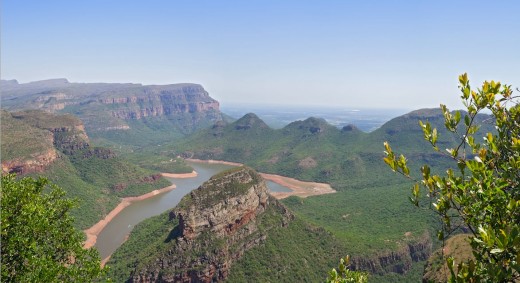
[0, 174, 104, 282]
[327, 256, 369, 283]
[384, 74, 520, 282]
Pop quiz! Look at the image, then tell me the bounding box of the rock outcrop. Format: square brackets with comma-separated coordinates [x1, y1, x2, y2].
[351, 231, 433, 275]
[130, 167, 293, 282]
[1, 148, 59, 175]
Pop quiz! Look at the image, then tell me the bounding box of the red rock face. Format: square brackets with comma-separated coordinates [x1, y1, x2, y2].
[1, 149, 59, 175]
[133, 167, 293, 283]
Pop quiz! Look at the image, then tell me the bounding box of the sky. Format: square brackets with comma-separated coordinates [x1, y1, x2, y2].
[2, 0, 519, 109]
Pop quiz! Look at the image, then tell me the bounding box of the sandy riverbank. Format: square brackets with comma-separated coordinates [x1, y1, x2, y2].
[83, 184, 176, 249]
[260, 173, 336, 199]
[186, 158, 243, 167]
[161, 171, 198, 178]
[185, 158, 336, 199]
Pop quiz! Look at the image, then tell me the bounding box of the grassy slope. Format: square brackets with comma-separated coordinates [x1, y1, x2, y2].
[45, 152, 170, 229]
[119, 149, 194, 174]
[1, 110, 53, 160]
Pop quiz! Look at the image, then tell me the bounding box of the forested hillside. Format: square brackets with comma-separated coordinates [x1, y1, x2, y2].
[1, 110, 170, 229]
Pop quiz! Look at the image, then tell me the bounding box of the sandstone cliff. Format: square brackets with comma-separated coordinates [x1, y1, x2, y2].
[1, 80, 224, 138]
[99, 84, 220, 120]
[130, 167, 293, 283]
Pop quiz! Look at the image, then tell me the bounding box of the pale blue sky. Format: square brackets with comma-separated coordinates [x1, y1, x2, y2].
[2, 1, 519, 109]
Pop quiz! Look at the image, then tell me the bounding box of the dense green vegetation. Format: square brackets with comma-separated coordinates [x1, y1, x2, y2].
[45, 153, 170, 229]
[86, 113, 213, 150]
[282, 183, 437, 255]
[172, 110, 493, 191]
[227, 217, 345, 282]
[143, 107, 498, 280]
[105, 202, 346, 282]
[1, 110, 171, 229]
[385, 74, 519, 281]
[37, 150, 170, 229]
[104, 211, 178, 282]
[5, 77, 507, 281]
[120, 150, 194, 174]
[1, 174, 104, 282]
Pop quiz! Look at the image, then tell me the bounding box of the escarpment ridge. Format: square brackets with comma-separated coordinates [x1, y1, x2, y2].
[1, 79, 226, 147]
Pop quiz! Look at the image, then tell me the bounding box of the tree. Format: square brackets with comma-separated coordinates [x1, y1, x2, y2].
[327, 256, 368, 283]
[384, 74, 519, 282]
[1, 174, 104, 282]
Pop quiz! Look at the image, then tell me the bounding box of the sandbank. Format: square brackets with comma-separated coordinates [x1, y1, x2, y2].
[83, 184, 176, 249]
[161, 171, 198, 178]
[186, 158, 243, 167]
[260, 173, 336, 199]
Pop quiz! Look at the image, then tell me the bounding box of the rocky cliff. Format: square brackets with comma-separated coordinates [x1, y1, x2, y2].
[130, 167, 293, 282]
[1, 80, 224, 142]
[351, 231, 433, 275]
[98, 84, 220, 120]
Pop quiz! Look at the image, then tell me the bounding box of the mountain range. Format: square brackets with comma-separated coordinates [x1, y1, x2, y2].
[1, 78, 492, 282]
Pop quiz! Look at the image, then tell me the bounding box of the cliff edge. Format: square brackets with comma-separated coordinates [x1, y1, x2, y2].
[129, 167, 293, 282]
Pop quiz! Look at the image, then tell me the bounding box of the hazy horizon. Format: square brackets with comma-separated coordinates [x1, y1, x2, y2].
[2, 1, 519, 109]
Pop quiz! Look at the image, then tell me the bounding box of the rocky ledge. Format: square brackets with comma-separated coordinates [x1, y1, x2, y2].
[130, 167, 293, 282]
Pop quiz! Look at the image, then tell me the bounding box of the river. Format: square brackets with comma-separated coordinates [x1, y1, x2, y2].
[94, 161, 291, 260]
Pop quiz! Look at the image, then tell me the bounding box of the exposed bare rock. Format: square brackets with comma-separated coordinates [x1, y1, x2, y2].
[130, 167, 293, 282]
[298, 156, 317, 169]
[351, 231, 432, 275]
[2, 149, 59, 175]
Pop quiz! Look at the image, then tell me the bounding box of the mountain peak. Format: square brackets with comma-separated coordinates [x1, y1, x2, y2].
[341, 124, 360, 132]
[233, 113, 270, 130]
[285, 116, 334, 135]
[403, 108, 443, 118]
